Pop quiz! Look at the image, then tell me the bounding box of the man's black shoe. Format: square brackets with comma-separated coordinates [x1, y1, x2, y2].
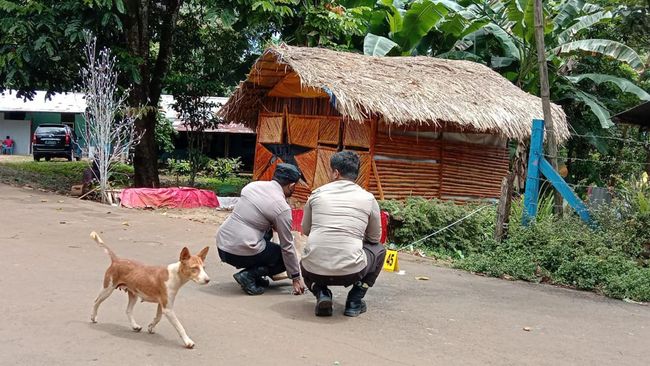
[233, 270, 265, 295]
[344, 282, 368, 317]
[344, 299, 367, 317]
[315, 287, 333, 317]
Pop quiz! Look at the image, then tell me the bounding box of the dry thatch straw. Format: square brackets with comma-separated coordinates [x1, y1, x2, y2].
[219, 44, 570, 141]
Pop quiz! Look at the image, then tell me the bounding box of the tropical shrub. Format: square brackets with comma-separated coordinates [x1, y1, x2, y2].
[207, 157, 243, 181]
[380, 194, 650, 301]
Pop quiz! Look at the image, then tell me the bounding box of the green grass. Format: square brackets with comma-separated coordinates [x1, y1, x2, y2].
[160, 174, 250, 196]
[195, 176, 250, 196]
[0, 159, 247, 197]
[0, 160, 134, 194]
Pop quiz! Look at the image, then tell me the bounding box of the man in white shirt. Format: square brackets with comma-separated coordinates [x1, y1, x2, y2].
[301, 151, 386, 317]
[217, 163, 306, 296]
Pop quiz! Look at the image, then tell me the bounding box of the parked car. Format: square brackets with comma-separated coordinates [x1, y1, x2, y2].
[32, 124, 81, 161]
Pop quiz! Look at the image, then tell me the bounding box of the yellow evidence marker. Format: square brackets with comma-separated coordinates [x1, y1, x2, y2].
[383, 249, 399, 272]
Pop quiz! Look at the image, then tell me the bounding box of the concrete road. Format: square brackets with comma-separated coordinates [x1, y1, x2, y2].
[1, 183, 648, 366]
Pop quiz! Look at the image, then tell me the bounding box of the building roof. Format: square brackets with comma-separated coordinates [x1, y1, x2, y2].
[613, 101, 649, 127]
[219, 44, 570, 141]
[0, 91, 253, 134]
[0, 91, 86, 113]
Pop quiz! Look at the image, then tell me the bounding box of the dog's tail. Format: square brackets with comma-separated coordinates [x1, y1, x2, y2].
[90, 231, 117, 262]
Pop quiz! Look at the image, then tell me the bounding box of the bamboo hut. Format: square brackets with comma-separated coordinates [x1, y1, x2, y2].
[219, 45, 570, 203]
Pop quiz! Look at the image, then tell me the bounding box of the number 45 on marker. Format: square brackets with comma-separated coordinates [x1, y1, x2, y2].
[383, 249, 399, 272]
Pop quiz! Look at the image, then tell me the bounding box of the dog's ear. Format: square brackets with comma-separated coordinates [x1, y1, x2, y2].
[197, 246, 209, 261]
[179, 247, 191, 262]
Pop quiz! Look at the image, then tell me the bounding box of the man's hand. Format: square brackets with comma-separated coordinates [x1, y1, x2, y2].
[292, 277, 306, 295]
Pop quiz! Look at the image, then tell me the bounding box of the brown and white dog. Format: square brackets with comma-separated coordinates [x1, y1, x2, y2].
[89, 231, 210, 349]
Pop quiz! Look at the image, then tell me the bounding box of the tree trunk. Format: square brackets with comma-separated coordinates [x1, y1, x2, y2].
[533, 0, 562, 216]
[123, 0, 182, 188]
[133, 111, 160, 187]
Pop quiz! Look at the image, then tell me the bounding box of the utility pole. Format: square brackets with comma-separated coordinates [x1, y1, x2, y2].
[533, 0, 562, 215]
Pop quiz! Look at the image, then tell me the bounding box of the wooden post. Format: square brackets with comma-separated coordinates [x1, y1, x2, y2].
[372, 160, 384, 200]
[533, 0, 562, 216]
[495, 172, 515, 242]
[365, 118, 378, 190]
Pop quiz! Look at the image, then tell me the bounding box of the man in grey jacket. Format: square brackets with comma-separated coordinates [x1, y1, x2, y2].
[301, 151, 386, 317]
[217, 163, 306, 296]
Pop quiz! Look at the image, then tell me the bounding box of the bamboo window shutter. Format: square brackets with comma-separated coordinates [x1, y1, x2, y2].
[318, 117, 340, 145]
[343, 120, 371, 148]
[257, 113, 284, 144]
[287, 115, 319, 148]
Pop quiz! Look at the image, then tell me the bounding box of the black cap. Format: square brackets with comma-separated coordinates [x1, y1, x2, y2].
[273, 163, 303, 185]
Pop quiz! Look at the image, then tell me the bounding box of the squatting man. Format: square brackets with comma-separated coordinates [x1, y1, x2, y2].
[216, 151, 386, 317]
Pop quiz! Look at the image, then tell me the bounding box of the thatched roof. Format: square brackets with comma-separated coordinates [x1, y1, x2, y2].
[219, 44, 569, 141]
[613, 101, 649, 128]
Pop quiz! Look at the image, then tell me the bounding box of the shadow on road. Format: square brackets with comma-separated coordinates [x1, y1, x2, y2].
[81, 321, 181, 349]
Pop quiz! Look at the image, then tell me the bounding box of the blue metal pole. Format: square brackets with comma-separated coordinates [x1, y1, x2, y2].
[539, 159, 592, 225]
[522, 119, 544, 225]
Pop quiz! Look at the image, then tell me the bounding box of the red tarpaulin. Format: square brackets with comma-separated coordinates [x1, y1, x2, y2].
[120, 188, 220, 209]
[291, 209, 389, 244]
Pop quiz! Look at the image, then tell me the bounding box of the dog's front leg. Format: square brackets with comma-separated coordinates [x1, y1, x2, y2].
[126, 292, 142, 332]
[163, 307, 194, 349]
[147, 304, 162, 334]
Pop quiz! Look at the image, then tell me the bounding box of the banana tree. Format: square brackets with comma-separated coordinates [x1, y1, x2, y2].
[364, 0, 646, 129]
[451, 0, 646, 128]
[363, 0, 488, 56]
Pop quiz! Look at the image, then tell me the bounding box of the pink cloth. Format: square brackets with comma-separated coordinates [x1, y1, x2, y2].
[380, 211, 389, 244]
[120, 187, 219, 209]
[291, 209, 304, 233]
[291, 208, 389, 244]
[3, 138, 14, 147]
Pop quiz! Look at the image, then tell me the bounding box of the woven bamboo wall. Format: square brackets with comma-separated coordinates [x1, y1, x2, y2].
[254, 97, 509, 203]
[368, 132, 442, 200]
[440, 141, 509, 199]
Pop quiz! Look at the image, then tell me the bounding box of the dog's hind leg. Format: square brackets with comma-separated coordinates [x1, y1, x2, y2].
[126, 291, 142, 332]
[147, 304, 163, 334]
[91, 285, 115, 323]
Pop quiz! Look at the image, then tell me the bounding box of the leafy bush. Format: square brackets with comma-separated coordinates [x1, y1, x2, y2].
[167, 158, 192, 177]
[379, 197, 497, 259]
[381, 196, 650, 302]
[604, 267, 650, 301]
[195, 176, 250, 197]
[207, 157, 243, 181]
[615, 172, 650, 215]
[456, 200, 650, 301]
[155, 112, 177, 154]
[167, 156, 244, 186]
